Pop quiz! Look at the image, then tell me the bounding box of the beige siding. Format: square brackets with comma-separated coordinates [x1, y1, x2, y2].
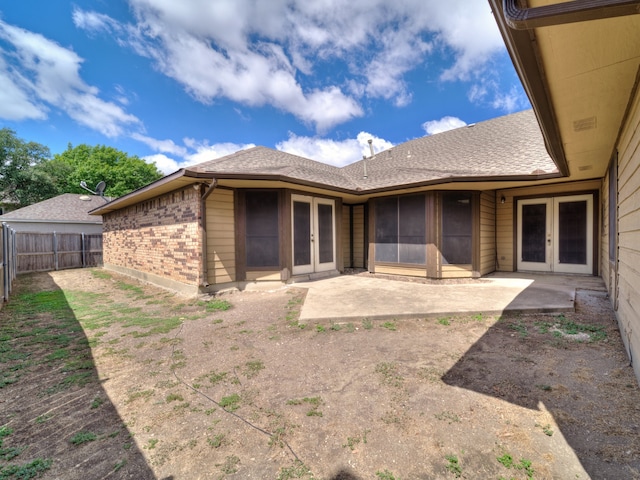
[206, 189, 236, 285]
[376, 265, 426, 277]
[479, 191, 496, 275]
[342, 206, 350, 268]
[341, 204, 366, 269]
[246, 271, 280, 281]
[352, 205, 365, 268]
[601, 168, 612, 293]
[495, 179, 601, 271]
[441, 264, 473, 278]
[615, 87, 640, 381]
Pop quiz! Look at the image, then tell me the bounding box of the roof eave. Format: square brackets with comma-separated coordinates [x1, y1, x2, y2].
[354, 172, 565, 196]
[90, 169, 207, 215]
[489, 0, 570, 177]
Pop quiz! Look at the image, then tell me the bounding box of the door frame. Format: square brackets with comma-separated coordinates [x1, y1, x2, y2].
[516, 193, 595, 274]
[291, 194, 336, 275]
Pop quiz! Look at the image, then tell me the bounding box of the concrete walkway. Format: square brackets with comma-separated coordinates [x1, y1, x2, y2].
[294, 272, 607, 322]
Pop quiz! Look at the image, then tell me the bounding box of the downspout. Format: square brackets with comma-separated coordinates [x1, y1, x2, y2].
[503, 0, 640, 30]
[200, 178, 218, 289]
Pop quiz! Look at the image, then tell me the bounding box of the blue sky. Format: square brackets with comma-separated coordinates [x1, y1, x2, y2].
[0, 0, 530, 174]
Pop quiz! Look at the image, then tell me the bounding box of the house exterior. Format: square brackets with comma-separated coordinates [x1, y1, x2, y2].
[93, 108, 590, 293]
[91, 1, 640, 380]
[0, 193, 105, 234]
[487, 0, 640, 381]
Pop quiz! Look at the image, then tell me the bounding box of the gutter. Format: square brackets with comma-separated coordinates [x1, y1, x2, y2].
[200, 178, 217, 289]
[493, 0, 640, 176]
[503, 0, 640, 30]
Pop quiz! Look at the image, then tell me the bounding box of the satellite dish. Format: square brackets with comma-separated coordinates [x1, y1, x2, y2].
[95, 181, 106, 196]
[80, 181, 87, 188]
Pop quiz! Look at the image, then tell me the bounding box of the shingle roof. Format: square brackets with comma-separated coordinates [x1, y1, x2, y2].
[187, 109, 558, 192]
[190, 146, 360, 190]
[0, 194, 106, 223]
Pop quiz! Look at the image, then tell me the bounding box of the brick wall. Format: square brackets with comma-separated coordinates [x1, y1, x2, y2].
[103, 186, 203, 286]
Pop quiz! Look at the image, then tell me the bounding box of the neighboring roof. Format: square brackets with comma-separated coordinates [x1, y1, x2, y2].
[0, 194, 106, 224]
[92, 109, 561, 215]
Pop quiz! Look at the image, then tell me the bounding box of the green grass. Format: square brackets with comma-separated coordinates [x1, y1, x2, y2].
[376, 470, 398, 480]
[205, 299, 232, 312]
[243, 360, 265, 378]
[535, 314, 607, 342]
[277, 460, 314, 480]
[381, 321, 397, 331]
[219, 393, 241, 412]
[0, 458, 52, 479]
[70, 431, 97, 445]
[375, 362, 404, 388]
[445, 454, 462, 477]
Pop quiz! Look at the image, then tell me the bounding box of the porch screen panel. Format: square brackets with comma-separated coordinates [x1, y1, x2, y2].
[246, 191, 279, 267]
[374, 197, 399, 263]
[317, 203, 334, 264]
[521, 204, 546, 263]
[375, 195, 426, 264]
[398, 195, 426, 264]
[293, 201, 311, 266]
[441, 193, 472, 264]
[558, 200, 587, 264]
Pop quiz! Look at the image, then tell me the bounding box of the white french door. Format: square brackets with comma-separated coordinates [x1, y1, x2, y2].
[291, 195, 336, 275]
[517, 194, 593, 274]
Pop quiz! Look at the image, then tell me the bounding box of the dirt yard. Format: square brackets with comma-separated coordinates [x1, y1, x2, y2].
[1, 269, 639, 480]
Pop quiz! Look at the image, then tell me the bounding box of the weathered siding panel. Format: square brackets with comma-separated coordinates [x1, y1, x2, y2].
[376, 265, 426, 277]
[352, 205, 365, 269]
[495, 179, 601, 271]
[206, 188, 236, 285]
[342, 206, 350, 268]
[480, 191, 496, 275]
[615, 86, 640, 381]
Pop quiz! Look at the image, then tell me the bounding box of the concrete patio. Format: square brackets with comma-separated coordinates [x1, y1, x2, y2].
[293, 272, 607, 322]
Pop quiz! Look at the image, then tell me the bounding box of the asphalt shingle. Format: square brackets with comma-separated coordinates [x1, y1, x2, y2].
[0, 194, 106, 223]
[187, 109, 558, 192]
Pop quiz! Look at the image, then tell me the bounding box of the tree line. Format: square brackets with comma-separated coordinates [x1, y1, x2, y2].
[0, 128, 164, 209]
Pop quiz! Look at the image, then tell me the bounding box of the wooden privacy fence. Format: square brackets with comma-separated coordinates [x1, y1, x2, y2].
[15, 232, 103, 273]
[1, 225, 103, 304]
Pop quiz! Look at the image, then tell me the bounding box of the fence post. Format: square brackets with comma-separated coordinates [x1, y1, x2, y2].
[2, 223, 6, 303]
[53, 232, 58, 271]
[82, 232, 86, 268]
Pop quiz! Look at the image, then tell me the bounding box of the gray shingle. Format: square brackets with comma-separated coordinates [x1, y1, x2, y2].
[186, 109, 558, 192]
[0, 194, 106, 223]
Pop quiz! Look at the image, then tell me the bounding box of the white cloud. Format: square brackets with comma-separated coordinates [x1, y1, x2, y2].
[143, 153, 181, 174]
[468, 78, 529, 114]
[277, 131, 393, 167]
[131, 133, 188, 156]
[73, 0, 509, 131]
[140, 137, 256, 174]
[183, 139, 256, 165]
[0, 19, 139, 136]
[422, 116, 467, 135]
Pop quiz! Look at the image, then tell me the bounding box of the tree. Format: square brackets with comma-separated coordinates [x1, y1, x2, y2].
[0, 128, 57, 208]
[50, 144, 163, 198]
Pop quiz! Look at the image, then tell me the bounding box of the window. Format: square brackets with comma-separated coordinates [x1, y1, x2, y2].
[609, 156, 617, 262]
[245, 191, 279, 268]
[374, 195, 426, 264]
[441, 193, 472, 264]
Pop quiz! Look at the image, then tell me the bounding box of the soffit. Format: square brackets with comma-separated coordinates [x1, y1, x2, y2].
[530, 1, 640, 176]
